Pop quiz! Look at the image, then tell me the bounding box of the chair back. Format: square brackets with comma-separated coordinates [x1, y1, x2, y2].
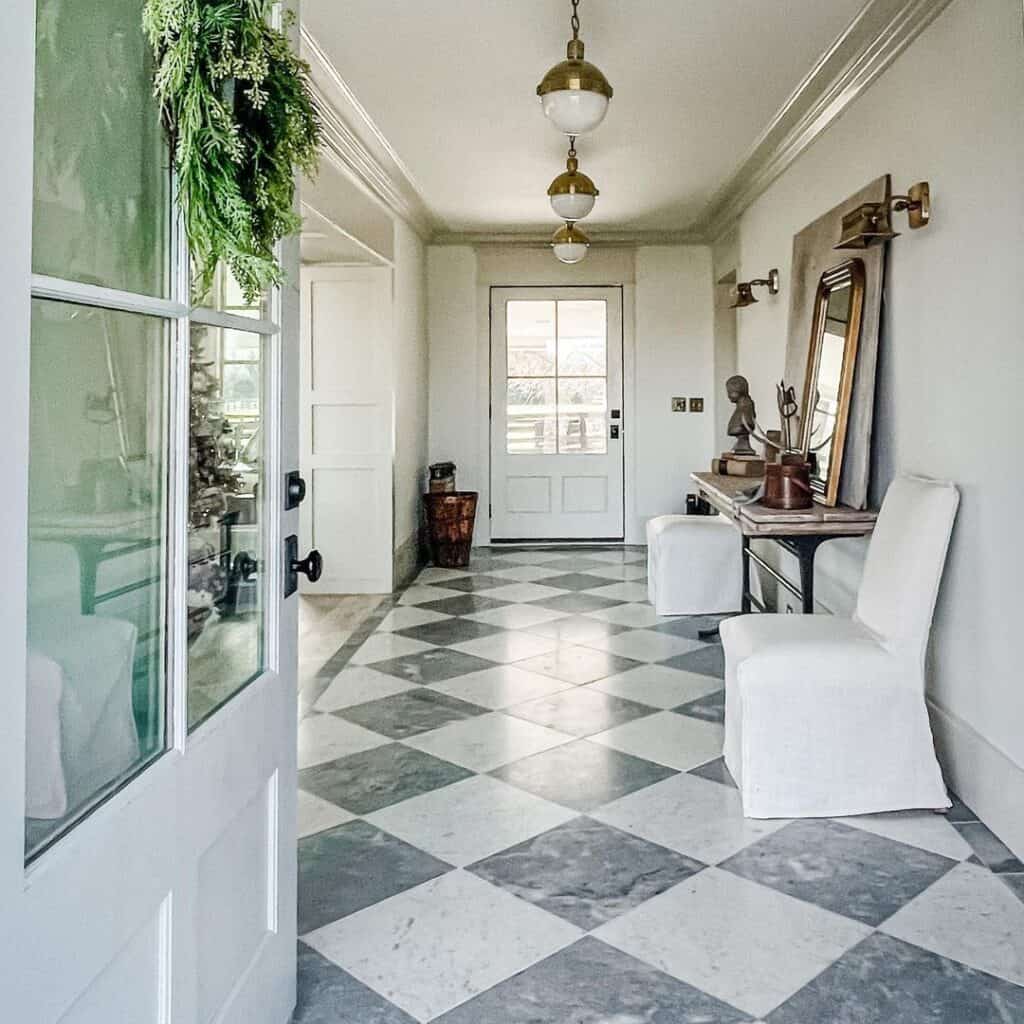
[854, 474, 959, 656]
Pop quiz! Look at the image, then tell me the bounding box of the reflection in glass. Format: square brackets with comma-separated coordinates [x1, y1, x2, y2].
[507, 301, 556, 377]
[192, 262, 270, 320]
[32, 0, 169, 297]
[557, 301, 607, 376]
[809, 283, 852, 484]
[25, 300, 168, 859]
[188, 326, 265, 729]
[506, 379, 557, 455]
[558, 378, 608, 454]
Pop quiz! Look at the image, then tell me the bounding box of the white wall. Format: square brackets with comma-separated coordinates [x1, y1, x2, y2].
[724, 0, 1024, 853]
[391, 220, 429, 579]
[427, 244, 715, 544]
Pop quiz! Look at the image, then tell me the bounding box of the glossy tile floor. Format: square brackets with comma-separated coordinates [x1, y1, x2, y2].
[293, 547, 1024, 1023]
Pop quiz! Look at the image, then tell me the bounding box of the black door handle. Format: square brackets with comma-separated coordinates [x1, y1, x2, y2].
[292, 549, 323, 583]
[284, 534, 323, 596]
[285, 471, 307, 510]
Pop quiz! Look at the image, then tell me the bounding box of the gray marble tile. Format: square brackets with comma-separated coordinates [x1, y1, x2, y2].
[491, 738, 677, 812]
[297, 821, 451, 933]
[433, 573, 513, 592]
[953, 820, 1024, 873]
[1002, 873, 1024, 903]
[535, 572, 623, 591]
[369, 647, 497, 684]
[469, 816, 704, 930]
[507, 686, 656, 738]
[434, 937, 753, 1023]
[689, 756, 738, 789]
[651, 614, 730, 640]
[299, 742, 473, 814]
[766, 933, 1024, 1024]
[945, 792, 979, 822]
[293, 942, 416, 1024]
[660, 644, 726, 679]
[417, 593, 512, 617]
[393, 617, 505, 647]
[528, 591, 627, 614]
[335, 688, 488, 739]
[674, 688, 726, 724]
[538, 557, 615, 573]
[721, 819, 956, 926]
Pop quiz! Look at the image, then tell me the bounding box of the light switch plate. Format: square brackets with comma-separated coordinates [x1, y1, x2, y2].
[671, 397, 687, 412]
[689, 397, 705, 413]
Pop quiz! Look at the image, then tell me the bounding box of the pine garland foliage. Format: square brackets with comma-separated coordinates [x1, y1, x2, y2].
[143, 0, 320, 301]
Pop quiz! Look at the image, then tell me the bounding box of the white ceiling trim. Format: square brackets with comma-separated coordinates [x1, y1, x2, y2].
[697, 0, 954, 241]
[431, 229, 706, 247]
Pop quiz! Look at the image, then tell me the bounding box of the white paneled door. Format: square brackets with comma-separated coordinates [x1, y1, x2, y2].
[490, 287, 625, 540]
[2, 2, 300, 1021]
[301, 266, 394, 594]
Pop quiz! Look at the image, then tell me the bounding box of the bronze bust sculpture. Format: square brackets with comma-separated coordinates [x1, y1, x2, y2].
[726, 375, 757, 456]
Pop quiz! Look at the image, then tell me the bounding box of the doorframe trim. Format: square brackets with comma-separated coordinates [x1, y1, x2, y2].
[486, 284, 630, 544]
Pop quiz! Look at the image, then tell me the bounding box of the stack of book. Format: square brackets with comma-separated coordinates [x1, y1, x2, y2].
[711, 452, 766, 477]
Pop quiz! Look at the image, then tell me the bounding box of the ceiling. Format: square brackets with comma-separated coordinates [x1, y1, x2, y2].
[302, 0, 866, 237]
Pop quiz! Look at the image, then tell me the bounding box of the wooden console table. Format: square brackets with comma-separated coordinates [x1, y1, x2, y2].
[691, 472, 877, 614]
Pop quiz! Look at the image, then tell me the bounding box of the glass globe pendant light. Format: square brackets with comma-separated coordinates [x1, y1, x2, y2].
[536, 0, 613, 136]
[552, 221, 590, 264]
[548, 137, 599, 221]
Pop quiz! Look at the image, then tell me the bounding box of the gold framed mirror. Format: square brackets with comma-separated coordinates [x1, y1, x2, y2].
[800, 259, 865, 506]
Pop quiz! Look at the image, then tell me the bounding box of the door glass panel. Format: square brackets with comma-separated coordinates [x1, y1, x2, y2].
[506, 379, 556, 455]
[32, 0, 169, 297]
[506, 301, 556, 377]
[557, 301, 607, 376]
[188, 325, 265, 729]
[558, 378, 608, 454]
[25, 299, 168, 860]
[193, 262, 271, 321]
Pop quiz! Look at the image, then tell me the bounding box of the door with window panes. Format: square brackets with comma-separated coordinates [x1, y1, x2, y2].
[1, 1, 301, 1020]
[490, 287, 625, 540]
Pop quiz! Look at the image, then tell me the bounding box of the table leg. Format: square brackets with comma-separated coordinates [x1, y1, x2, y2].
[741, 534, 752, 614]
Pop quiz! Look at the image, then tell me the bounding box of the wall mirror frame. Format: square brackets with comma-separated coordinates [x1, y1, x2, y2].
[800, 258, 865, 506]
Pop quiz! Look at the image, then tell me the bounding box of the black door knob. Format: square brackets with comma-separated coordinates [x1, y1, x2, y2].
[291, 549, 323, 583]
[285, 471, 307, 510]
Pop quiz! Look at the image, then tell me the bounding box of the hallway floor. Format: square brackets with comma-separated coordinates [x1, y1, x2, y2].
[293, 548, 1024, 1023]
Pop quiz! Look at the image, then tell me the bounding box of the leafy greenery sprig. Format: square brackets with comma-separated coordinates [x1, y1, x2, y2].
[143, 0, 320, 301]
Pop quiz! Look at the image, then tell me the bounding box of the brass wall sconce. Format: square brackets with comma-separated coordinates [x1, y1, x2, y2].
[835, 181, 930, 249]
[730, 268, 780, 309]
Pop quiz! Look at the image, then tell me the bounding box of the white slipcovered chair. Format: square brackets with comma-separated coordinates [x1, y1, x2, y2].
[721, 474, 959, 818]
[647, 514, 743, 615]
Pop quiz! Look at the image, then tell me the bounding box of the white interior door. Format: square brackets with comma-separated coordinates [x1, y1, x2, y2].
[490, 287, 625, 540]
[2, 1, 299, 1020]
[300, 266, 394, 594]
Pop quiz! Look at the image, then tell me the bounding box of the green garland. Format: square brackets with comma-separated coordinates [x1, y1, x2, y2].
[143, 0, 320, 301]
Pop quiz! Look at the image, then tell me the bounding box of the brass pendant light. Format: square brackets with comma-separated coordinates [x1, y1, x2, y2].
[537, 0, 613, 136]
[551, 221, 590, 264]
[547, 137, 599, 221]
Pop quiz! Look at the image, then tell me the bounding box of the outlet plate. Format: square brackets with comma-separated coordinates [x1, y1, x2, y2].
[689, 397, 705, 413]
[671, 397, 687, 412]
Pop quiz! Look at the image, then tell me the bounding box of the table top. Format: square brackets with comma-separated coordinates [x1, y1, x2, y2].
[691, 472, 877, 538]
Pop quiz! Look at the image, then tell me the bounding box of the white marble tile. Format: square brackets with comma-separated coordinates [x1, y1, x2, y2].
[366, 776, 576, 867]
[841, 808, 973, 861]
[376, 605, 453, 632]
[349, 633, 433, 666]
[583, 550, 648, 564]
[313, 666, 420, 712]
[484, 564, 569, 583]
[297, 789, 356, 839]
[881, 861, 1024, 986]
[475, 582, 571, 603]
[297, 713, 389, 770]
[583, 563, 649, 581]
[592, 771, 787, 863]
[305, 870, 582, 1022]
[414, 567, 473, 584]
[490, 550, 573, 564]
[591, 711, 724, 771]
[516, 644, 635, 685]
[582, 603, 662, 628]
[582, 629, 707, 663]
[403, 711, 573, 772]
[449, 630, 560, 664]
[589, 665, 722, 709]
[399, 584, 460, 605]
[595, 867, 870, 1018]
[430, 665, 573, 710]
[466, 604, 571, 631]
[580, 581, 651, 603]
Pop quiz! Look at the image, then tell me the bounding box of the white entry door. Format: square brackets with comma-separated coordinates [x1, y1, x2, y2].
[1, 2, 300, 1021]
[490, 287, 625, 540]
[300, 265, 394, 594]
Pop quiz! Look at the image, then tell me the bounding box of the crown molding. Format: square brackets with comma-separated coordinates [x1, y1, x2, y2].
[431, 229, 707, 248]
[301, 28, 441, 240]
[697, 0, 954, 242]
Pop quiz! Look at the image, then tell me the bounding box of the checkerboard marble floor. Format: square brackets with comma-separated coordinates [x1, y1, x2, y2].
[293, 547, 1024, 1024]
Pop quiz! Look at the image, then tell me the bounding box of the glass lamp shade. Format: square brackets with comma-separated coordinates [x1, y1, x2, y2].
[547, 155, 599, 221]
[551, 223, 590, 264]
[539, 89, 610, 135]
[550, 190, 596, 220]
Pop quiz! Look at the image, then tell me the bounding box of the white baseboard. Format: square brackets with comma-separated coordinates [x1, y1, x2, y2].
[928, 697, 1024, 860]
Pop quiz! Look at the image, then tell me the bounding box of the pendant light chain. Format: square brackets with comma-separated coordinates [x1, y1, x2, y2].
[570, 0, 581, 40]
[568, 135, 577, 159]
